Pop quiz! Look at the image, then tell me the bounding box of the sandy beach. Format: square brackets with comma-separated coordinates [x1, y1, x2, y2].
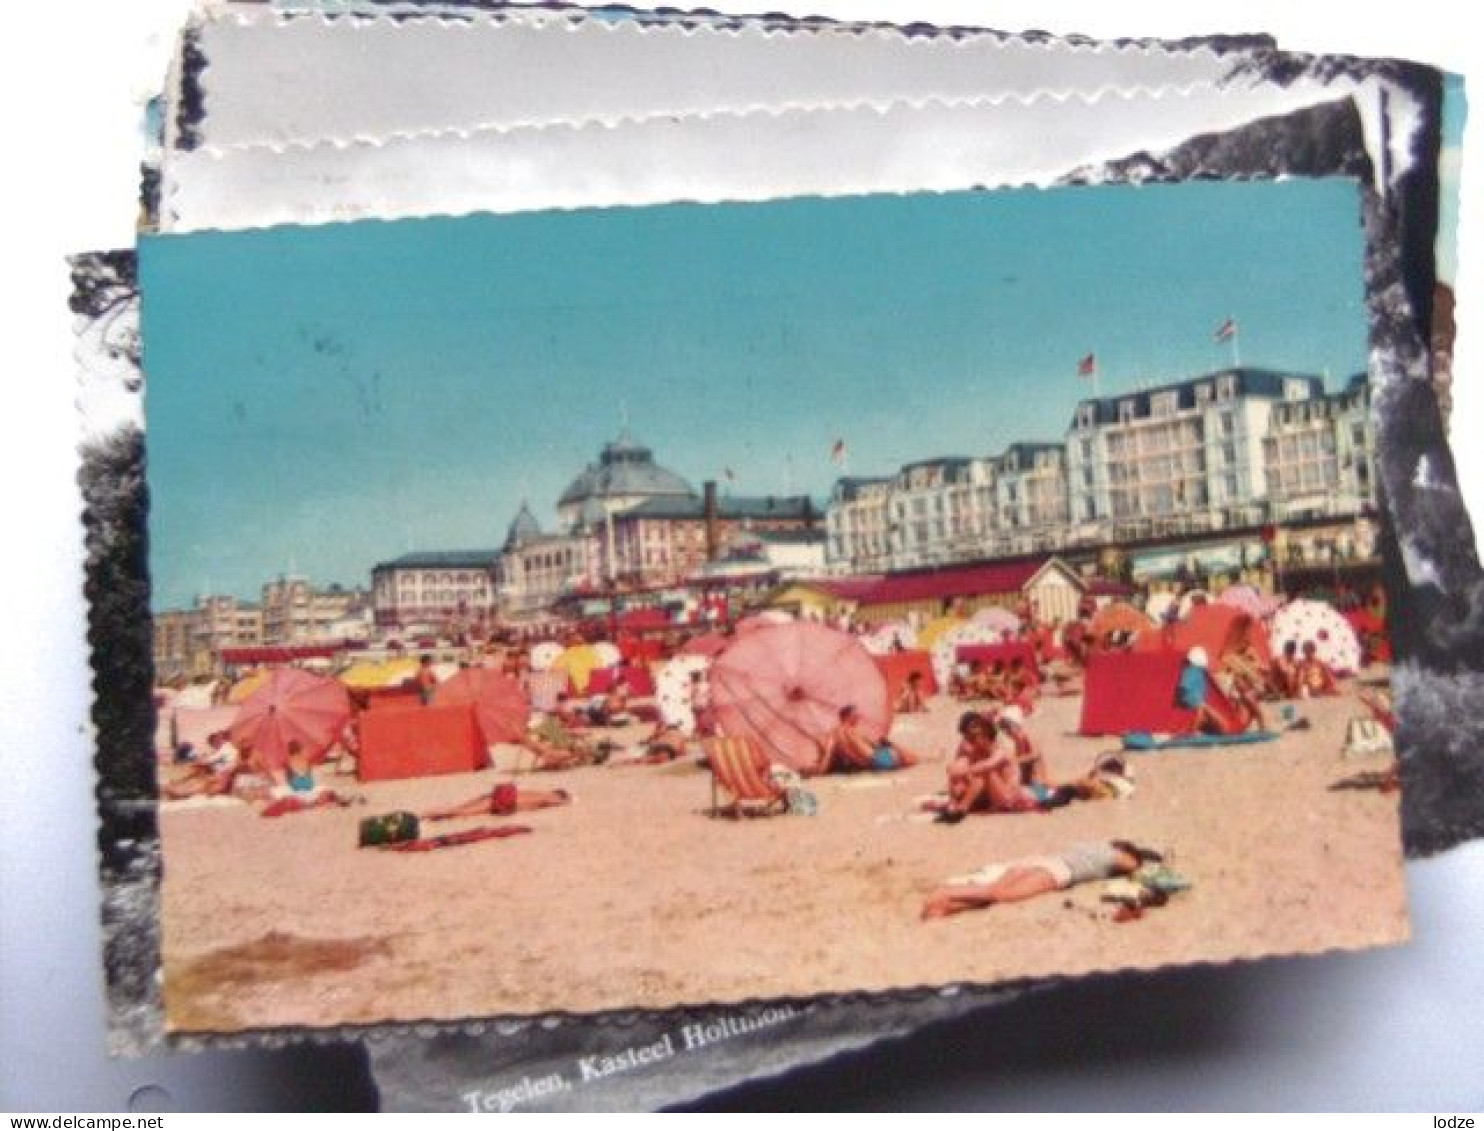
[159, 683, 1407, 1033]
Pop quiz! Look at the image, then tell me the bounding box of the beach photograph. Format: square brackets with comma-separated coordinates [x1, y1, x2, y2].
[137, 180, 1409, 1033]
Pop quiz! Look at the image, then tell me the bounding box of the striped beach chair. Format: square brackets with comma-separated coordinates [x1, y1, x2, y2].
[703, 735, 787, 819]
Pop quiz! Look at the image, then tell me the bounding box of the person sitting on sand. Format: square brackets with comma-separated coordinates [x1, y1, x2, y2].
[952, 660, 982, 700]
[895, 670, 928, 714]
[161, 731, 241, 800]
[1005, 656, 1038, 710]
[635, 721, 690, 764]
[552, 693, 587, 729]
[422, 782, 571, 821]
[1295, 641, 1339, 698]
[813, 705, 921, 775]
[921, 840, 1166, 919]
[264, 741, 354, 809]
[689, 670, 717, 737]
[1176, 647, 1223, 735]
[1062, 612, 1091, 667]
[995, 705, 1048, 791]
[940, 711, 1033, 819]
[982, 660, 1013, 702]
[1270, 640, 1300, 699]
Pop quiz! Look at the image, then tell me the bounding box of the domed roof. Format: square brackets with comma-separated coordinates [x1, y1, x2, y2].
[503, 502, 542, 549]
[558, 432, 696, 509]
[576, 497, 608, 530]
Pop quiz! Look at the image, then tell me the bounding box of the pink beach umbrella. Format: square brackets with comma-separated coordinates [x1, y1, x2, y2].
[434, 668, 530, 745]
[1218, 584, 1267, 619]
[969, 606, 1022, 638]
[230, 668, 352, 771]
[709, 622, 890, 772]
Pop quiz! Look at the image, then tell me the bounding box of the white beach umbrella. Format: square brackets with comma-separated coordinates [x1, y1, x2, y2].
[655, 654, 711, 735]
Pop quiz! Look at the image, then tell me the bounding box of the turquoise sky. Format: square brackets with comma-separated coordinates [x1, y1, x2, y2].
[141, 180, 1369, 608]
[1439, 71, 1467, 284]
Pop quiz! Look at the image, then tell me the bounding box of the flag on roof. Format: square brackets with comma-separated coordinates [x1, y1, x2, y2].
[1214, 317, 1238, 342]
[830, 439, 848, 465]
[1077, 353, 1097, 377]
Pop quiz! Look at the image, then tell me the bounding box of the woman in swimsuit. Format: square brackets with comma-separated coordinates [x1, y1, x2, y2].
[922, 840, 1165, 919]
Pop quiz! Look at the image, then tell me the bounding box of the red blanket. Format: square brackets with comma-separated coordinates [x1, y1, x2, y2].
[1081, 649, 1243, 735]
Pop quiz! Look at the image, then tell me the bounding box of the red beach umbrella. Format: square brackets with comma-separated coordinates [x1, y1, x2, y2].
[230, 668, 352, 771]
[433, 668, 530, 745]
[709, 622, 891, 772]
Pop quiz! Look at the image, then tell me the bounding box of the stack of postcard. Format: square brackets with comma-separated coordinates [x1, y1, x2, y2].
[71, 1, 1482, 1110]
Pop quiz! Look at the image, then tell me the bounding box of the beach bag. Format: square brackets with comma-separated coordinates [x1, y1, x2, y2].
[358, 810, 420, 847]
[1342, 717, 1394, 758]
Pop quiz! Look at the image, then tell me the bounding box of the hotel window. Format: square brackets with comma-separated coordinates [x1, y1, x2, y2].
[1152, 392, 1178, 418]
[1218, 376, 1237, 399]
[1118, 400, 1136, 423]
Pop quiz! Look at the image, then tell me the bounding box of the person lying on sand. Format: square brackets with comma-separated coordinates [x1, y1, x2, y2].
[921, 840, 1165, 919]
[422, 782, 571, 820]
[812, 705, 922, 775]
[161, 731, 240, 800]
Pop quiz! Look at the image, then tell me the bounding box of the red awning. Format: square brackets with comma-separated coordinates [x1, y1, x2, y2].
[816, 559, 1053, 606]
[218, 643, 345, 665]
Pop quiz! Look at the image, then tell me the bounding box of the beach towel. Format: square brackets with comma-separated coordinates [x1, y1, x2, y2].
[1121, 730, 1279, 751]
[382, 825, 533, 852]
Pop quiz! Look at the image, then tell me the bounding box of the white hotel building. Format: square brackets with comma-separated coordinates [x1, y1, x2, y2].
[827, 367, 1374, 573]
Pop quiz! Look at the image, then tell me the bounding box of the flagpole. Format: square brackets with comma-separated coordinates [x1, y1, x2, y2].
[1230, 326, 1241, 368]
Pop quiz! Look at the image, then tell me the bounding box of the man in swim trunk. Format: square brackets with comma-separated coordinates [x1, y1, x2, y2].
[422, 783, 571, 821]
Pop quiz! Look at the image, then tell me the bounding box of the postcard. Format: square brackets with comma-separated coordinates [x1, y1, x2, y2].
[125, 176, 1419, 1037]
